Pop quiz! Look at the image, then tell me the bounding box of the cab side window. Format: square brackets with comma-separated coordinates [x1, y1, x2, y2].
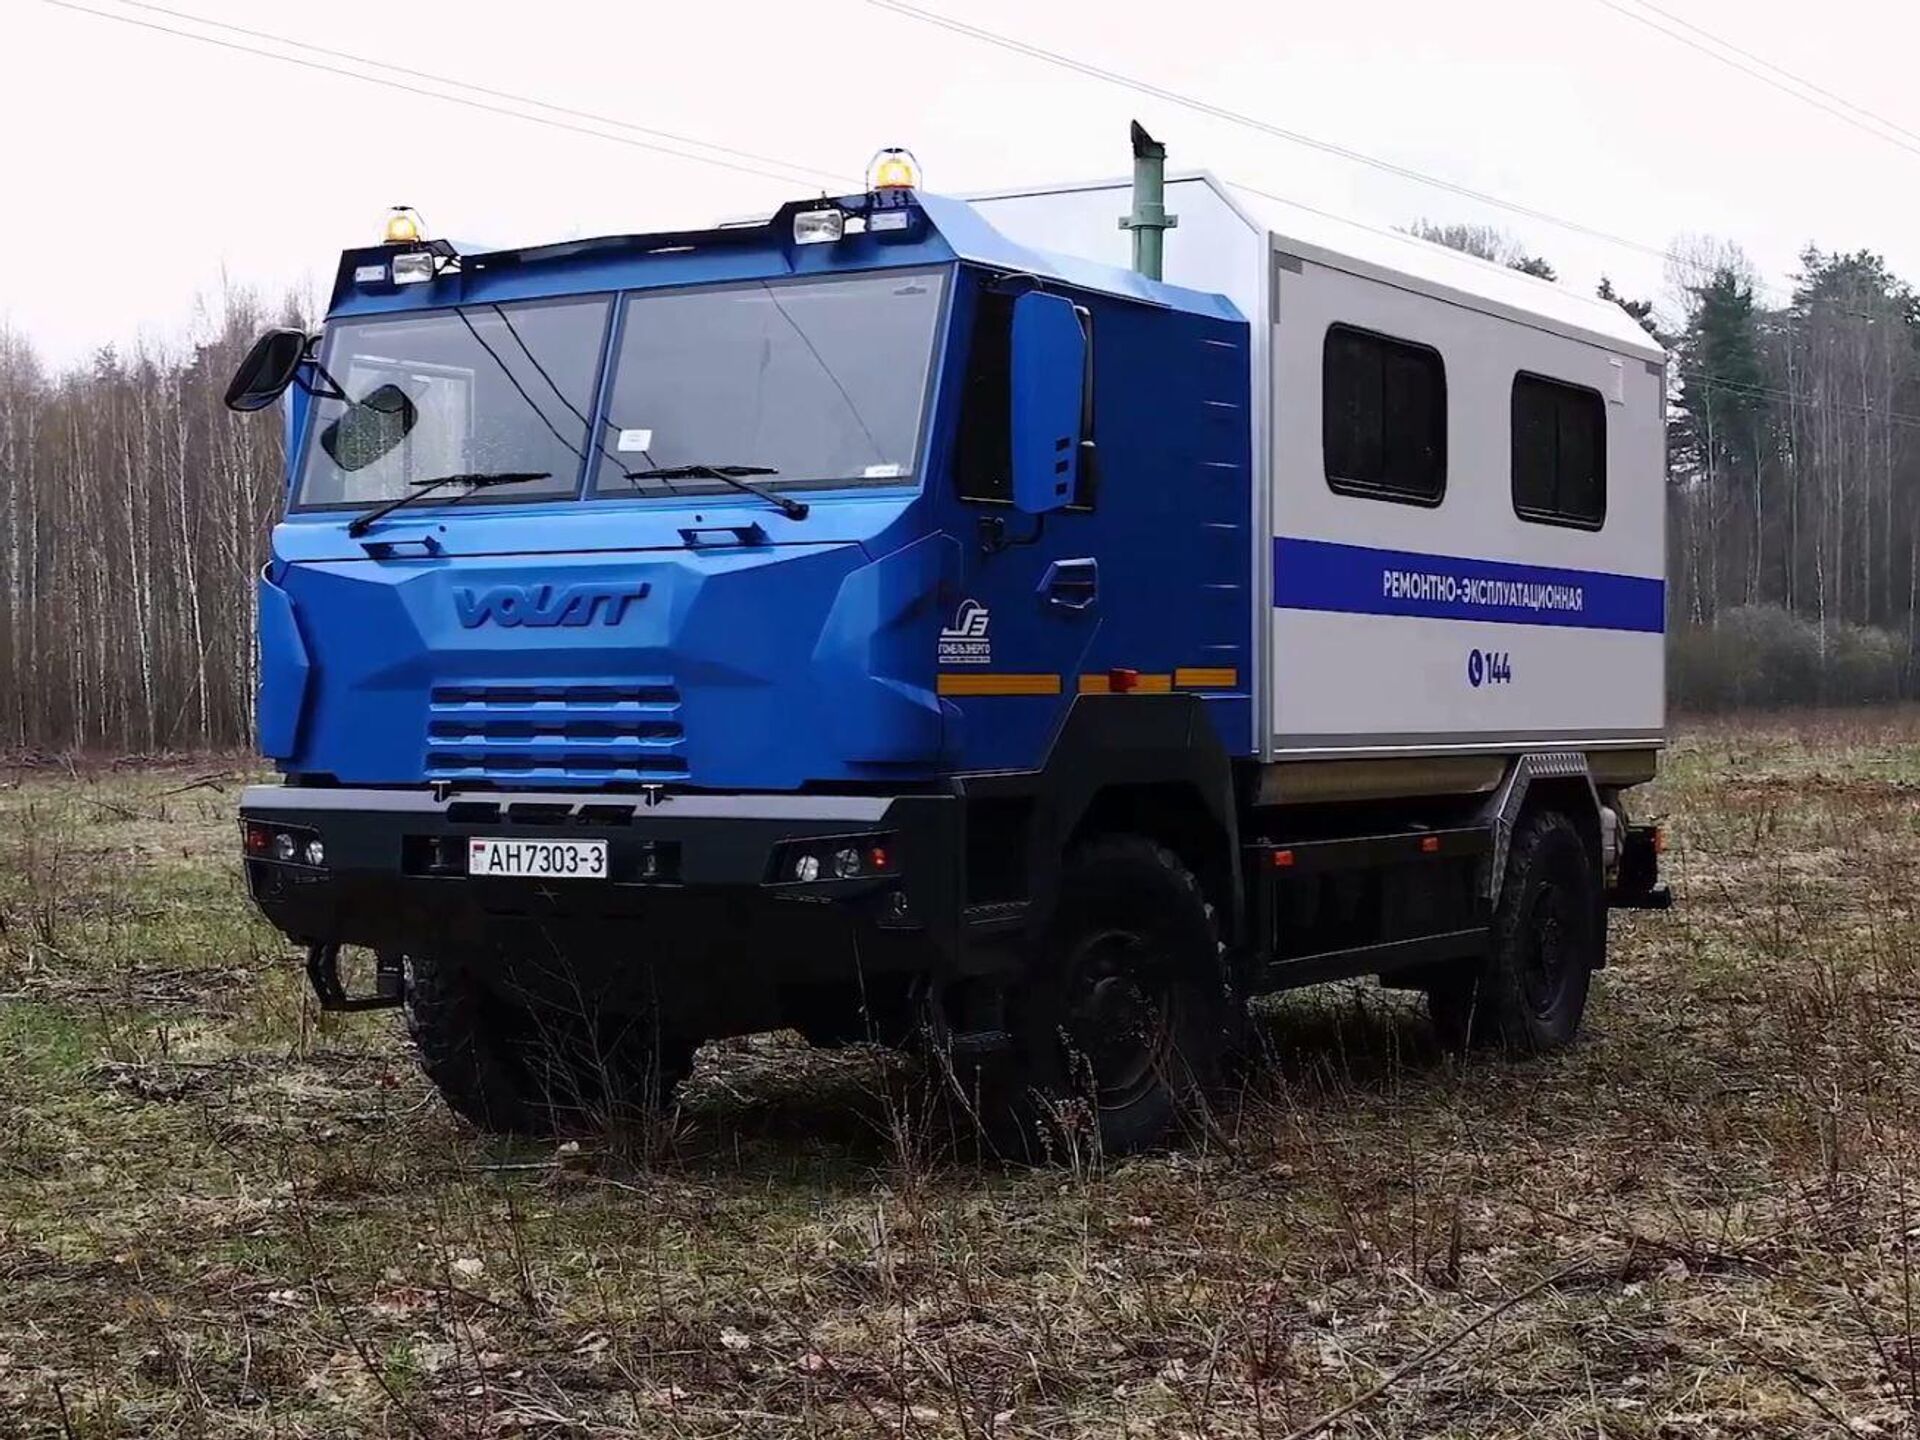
[954, 290, 1013, 503]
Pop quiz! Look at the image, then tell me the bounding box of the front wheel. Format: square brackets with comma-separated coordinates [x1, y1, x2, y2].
[980, 836, 1229, 1161]
[404, 953, 694, 1137]
[1428, 808, 1599, 1052]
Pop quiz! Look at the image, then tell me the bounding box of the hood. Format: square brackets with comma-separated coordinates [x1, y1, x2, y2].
[261, 527, 960, 791]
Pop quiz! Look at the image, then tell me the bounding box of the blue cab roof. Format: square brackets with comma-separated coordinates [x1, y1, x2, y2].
[327, 191, 1243, 324]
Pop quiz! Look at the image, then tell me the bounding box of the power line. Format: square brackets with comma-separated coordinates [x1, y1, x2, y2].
[47, 0, 1920, 432]
[100, 0, 849, 188]
[41, 0, 843, 191]
[1673, 368, 1920, 431]
[1635, 0, 1920, 148]
[861, 0, 1682, 263]
[858, 0, 1893, 313]
[1599, 0, 1920, 152]
[1592, 0, 1920, 161]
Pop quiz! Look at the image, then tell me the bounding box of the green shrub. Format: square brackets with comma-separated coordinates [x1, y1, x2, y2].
[1669, 604, 1911, 711]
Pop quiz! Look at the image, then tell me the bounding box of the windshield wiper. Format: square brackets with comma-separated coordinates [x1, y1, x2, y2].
[346, 471, 551, 538]
[621, 464, 807, 521]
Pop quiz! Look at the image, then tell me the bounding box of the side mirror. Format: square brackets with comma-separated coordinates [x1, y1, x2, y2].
[319, 384, 418, 472]
[1009, 291, 1086, 515]
[223, 328, 309, 413]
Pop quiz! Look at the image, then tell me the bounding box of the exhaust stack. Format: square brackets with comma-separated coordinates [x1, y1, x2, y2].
[1119, 121, 1177, 280]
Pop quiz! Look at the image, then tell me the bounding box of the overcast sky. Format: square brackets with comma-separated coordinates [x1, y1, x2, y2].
[8, 0, 1919, 366]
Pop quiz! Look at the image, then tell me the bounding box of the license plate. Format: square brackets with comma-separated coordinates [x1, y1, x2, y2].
[467, 838, 608, 880]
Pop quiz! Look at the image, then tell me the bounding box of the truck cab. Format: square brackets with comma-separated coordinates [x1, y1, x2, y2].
[234, 142, 1666, 1155]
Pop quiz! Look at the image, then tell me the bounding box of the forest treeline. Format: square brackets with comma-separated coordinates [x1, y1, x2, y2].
[0, 292, 293, 749]
[1, 226, 1917, 750]
[1412, 221, 1920, 713]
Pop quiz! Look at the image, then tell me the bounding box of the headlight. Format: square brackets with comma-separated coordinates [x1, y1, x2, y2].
[390, 251, 435, 285]
[792, 208, 846, 246]
[242, 820, 327, 869]
[769, 834, 898, 885]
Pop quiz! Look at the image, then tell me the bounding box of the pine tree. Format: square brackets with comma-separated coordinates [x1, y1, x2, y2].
[1597, 276, 1665, 343]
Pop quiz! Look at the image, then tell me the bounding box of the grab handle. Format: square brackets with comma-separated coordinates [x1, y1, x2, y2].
[358, 533, 442, 559]
[679, 524, 769, 548]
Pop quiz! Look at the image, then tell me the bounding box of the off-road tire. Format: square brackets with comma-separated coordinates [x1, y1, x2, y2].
[1428, 808, 1599, 1052]
[404, 953, 694, 1137]
[978, 836, 1229, 1162]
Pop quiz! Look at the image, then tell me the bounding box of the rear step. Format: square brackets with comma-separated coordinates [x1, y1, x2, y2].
[1609, 884, 1673, 911]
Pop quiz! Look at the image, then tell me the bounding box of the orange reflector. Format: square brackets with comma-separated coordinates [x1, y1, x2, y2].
[1108, 667, 1141, 693]
[1653, 827, 1666, 854]
[1420, 835, 1441, 854]
[1271, 848, 1295, 868]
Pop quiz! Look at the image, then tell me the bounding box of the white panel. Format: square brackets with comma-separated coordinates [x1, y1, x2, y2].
[1267, 255, 1667, 755]
[1272, 611, 1664, 750]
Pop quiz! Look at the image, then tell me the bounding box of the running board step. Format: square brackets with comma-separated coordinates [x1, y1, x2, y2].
[1261, 928, 1489, 990]
[946, 1028, 1013, 1056]
[962, 901, 1031, 934]
[1246, 826, 1491, 875]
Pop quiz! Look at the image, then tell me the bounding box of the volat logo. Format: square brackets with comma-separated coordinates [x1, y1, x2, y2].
[454, 581, 650, 629]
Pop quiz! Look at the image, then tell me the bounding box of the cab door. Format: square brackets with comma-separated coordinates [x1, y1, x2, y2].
[937, 282, 1099, 772]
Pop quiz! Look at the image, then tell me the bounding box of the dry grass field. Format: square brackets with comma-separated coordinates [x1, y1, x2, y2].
[4, 709, 1920, 1437]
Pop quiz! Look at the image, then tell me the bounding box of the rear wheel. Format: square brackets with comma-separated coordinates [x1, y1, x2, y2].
[976, 837, 1228, 1161]
[1428, 808, 1599, 1052]
[404, 953, 694, 1137]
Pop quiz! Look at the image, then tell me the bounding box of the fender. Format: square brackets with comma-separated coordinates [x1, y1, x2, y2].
[958, 693, 1244, 948]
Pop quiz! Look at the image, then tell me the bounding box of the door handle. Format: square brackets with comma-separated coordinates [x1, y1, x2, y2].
[1039, 557, 1099, 611]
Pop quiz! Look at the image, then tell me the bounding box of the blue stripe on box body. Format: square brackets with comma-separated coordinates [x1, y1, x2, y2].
[1273, 537, 1665, 634]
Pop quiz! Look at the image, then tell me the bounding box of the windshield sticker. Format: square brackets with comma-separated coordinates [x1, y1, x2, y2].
[616, 428, 655, 453]
[863, 462, 903, 479]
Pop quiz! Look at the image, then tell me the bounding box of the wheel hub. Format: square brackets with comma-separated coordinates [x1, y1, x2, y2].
[1065, 932, 1175, 1107]
[1522, 880, 1576, 1016]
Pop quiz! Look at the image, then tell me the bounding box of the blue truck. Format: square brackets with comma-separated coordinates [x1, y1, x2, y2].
[228, 132, 1670, 1154]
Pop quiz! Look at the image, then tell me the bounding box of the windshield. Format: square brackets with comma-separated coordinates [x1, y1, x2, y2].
[294, 296, 611, 509]
[592, 270, 947, 497]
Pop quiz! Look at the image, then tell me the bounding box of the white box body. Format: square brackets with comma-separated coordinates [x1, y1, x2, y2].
[971, 174, 1667, 765]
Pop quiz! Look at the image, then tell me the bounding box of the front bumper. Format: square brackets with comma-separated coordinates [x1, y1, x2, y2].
[241, 784, 962, 1028]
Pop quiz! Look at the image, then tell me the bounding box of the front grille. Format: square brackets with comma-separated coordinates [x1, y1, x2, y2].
[426, 682, 686, 783]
